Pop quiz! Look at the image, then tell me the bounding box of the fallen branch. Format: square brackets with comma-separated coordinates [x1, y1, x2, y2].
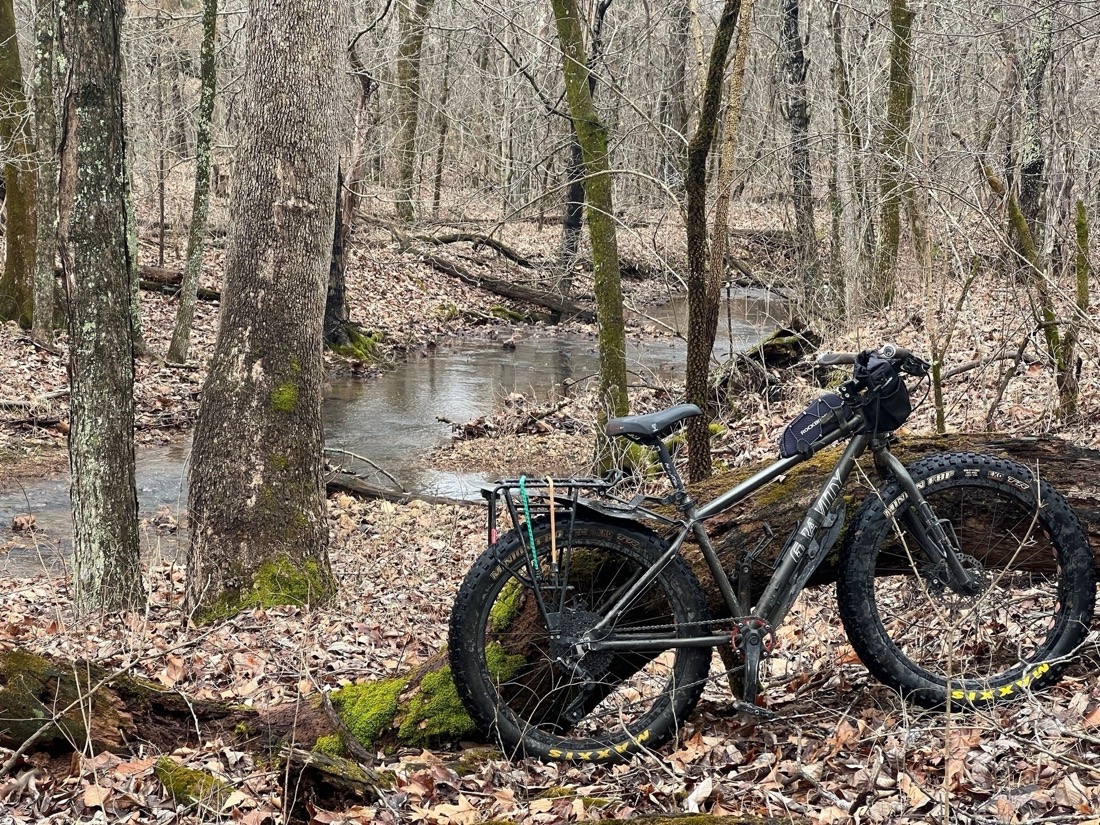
[365, 215, 597, 323]
[413, 231, 534, 268]
[325, 471, 472, 507]
[325, 448, 408, 493]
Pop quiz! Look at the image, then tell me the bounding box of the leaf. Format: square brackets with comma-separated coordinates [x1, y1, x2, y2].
[83, 784, 111, 808]
[683, 776, 713, 813]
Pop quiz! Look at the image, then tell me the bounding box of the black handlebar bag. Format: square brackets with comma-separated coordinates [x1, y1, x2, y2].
[853, 351, 912, 432]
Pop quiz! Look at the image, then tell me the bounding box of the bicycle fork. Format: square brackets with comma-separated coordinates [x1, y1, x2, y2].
[873, 446, 980, 595]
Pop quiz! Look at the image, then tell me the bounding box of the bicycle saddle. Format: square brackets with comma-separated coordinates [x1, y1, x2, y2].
[604, 403, 702, 442]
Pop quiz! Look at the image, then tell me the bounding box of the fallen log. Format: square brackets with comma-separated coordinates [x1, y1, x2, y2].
[4, 435, 1095, 769]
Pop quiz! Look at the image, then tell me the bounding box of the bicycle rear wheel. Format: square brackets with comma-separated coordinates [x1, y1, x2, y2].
[838, 452, 1095, 707]
[448, 518, 711, 762]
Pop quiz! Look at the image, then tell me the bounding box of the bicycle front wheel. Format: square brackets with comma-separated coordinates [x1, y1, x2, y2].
[838, 452, 1095, 707]
[448, 518, 711, 762]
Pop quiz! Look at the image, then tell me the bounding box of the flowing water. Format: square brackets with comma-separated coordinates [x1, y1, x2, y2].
[0, 290, 785, 577]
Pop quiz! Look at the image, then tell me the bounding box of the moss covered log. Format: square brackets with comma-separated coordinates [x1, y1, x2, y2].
[2, 434, 1095, 768]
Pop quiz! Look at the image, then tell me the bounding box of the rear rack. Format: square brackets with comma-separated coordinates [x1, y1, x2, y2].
[481, 476, 611, 548]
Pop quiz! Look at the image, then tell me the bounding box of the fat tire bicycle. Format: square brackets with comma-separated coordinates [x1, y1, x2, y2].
[448, 345, 1096, 762]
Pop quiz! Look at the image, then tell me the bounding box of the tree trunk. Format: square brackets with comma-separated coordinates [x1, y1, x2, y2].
[431, 34, 452, 218]
[657, 0, 691, 187]
[185, 0, 346, 623]
[781, 0, 821, 309]
[871, 0, 915, 309]
[684, 0, 742, 483]
[394, 0, 435, 223]
[558, 130, 585, 293]
[57, 0, 144, 613]
[827, 0, 874, 273]
[0, 0, 37, 329]
[706, 0, 753, 344]
[167, 0, 218, 365]
[32, 0, 58, 343]
[550, 0, 629, 433]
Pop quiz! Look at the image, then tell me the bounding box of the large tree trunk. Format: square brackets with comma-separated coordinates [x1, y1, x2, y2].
[684, 0, 742, 483]
[57, 0, 144, 613]
[166, 0, 218, 364]
[0, 0, 37, 329]
[550, 0, 629, 432]
[185, 0, 346, 622]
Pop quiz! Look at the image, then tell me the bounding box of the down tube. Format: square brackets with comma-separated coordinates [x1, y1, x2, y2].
[754, 432, 871, 624]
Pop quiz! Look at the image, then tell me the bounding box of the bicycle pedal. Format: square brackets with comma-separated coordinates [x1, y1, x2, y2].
[730, 700, 777, 721]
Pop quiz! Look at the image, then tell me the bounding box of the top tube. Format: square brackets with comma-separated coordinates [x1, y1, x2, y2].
[693, 415, 863, 521]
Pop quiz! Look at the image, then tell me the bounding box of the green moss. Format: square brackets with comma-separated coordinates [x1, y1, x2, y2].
[397, 666, 476, 747]
[312, 734, 344, 757]
[154, 757, 232, 808]
[485, 642, 525, 682]
[489, 579, 525, 631]
[331, 328, 385, 362]
[489, 305, 528, 322]
[434, 302, 459, 322]
[195, 555, 333, 624]
[271, 454, 290, 471]
[753, 445, 843, 511]
[330, 677, 406, 750]
[270, 381, 298, 413]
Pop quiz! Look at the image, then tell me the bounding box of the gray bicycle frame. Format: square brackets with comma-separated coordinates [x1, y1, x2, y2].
[583, 417, 956, 654]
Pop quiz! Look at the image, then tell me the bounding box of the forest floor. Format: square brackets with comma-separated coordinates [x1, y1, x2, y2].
[2, 207, 1100, 824]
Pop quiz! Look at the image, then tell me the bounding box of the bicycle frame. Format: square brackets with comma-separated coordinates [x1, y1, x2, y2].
[584, 416, 970, 656]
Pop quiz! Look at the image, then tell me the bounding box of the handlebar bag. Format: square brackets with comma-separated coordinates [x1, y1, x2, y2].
[779, 393, 851, 457]
[853, 351, 912, 431]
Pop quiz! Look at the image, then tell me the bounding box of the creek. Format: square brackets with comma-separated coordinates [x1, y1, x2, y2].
[0, 290, 784, 577]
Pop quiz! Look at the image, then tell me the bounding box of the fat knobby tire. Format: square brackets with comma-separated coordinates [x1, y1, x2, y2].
[448, 518, 711, 762]
[838, 451, 1095, 707]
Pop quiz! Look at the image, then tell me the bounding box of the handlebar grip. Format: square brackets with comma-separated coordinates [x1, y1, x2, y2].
[815, 352, 857, 366]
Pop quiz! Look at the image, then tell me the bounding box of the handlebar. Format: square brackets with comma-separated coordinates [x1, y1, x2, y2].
[815, 344, 930, 377]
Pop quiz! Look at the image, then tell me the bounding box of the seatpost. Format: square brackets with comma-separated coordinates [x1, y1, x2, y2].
[653, 440, 693, 511]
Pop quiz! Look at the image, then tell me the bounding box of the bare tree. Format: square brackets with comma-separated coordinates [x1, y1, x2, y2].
[32, 0, 58, 342]
[550, 0, 628, 430]
[395, 0, 436, 222]
[58, 0, 144, 613]
[167, 0, 218, 364]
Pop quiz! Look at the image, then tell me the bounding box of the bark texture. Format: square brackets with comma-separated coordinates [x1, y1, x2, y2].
[0, 0, 37, 328]
[550, 0, 628, 427]
[167, 0, 218, 364]
[58, 0, 144, 613]
[185, 0, 346, 622]
[871, 0, 915, 309]
[781, 0, 821, 308]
